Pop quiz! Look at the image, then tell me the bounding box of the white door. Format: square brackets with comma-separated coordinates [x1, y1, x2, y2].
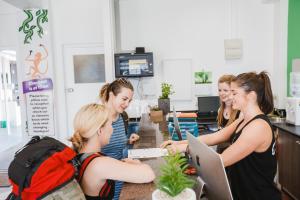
[63, 43, 112, 133]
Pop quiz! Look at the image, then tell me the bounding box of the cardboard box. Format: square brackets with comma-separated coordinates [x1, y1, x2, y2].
[150, 110, 163, 123]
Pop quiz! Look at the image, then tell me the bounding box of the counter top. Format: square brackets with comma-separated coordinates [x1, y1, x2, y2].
[120, 115, 167, 200]
[273, 123, 300, 137]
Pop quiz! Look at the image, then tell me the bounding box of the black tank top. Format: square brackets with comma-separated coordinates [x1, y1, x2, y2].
[77, 152, 115, 200]
[228, 114, 281, 200]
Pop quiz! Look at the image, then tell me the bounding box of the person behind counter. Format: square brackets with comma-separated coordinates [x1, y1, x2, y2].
[69, 103, 155, 200]
[99, 78, 140, 200]
[161, 71, 281, 200]
[216, 74, 240, 153]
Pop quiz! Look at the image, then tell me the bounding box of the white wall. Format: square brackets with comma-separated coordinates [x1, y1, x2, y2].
[273, 0, 288, 109]
[50, 0, 115, 140]
[0, 1, 18, 48]
[0, 0, 288, 141]
[118, 0, 286, 110]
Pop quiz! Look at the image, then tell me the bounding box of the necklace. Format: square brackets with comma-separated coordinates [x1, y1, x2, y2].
[224, 111, 230, 119]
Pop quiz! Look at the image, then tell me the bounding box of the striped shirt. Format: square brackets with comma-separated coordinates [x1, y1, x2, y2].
[101, 115, 128, 200]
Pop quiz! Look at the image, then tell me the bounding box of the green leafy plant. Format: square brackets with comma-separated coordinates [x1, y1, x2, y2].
[159, 82, 175, 99]
[156, 152, 195, 197]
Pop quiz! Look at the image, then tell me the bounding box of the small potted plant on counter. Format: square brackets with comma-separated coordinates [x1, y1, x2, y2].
[149, 105, 164, 123]
[152, 152, 196, 200]
[158, 82, 175, 115]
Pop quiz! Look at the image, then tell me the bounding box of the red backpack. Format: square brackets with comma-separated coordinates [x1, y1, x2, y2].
[6, 136, 85, 200]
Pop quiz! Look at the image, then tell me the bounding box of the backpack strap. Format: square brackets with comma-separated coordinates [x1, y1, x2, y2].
[77, 153, 101, 183]
[120, 112, 129, 136]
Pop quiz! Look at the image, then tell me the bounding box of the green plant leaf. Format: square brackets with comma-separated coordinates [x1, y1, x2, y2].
[156, 152, 195, 197]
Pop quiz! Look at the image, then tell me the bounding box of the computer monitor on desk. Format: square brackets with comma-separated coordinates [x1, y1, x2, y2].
[197, 96, 220, 120]
[187, 132, 233, 200]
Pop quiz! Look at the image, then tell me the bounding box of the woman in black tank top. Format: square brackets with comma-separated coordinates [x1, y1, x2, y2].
[161, 71, 281, 199]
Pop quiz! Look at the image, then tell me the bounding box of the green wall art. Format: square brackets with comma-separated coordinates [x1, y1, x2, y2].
[287, 0, 300, 96]
[194, 71, 212, 84]
[19, 9, 48, 44]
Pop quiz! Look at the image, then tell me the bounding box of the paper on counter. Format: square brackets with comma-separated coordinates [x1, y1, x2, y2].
[128, 148, 168, 159]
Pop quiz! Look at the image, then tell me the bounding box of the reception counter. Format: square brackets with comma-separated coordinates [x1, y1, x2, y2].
[120, 116, 167, 200]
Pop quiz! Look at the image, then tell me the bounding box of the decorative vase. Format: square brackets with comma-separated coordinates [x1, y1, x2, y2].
[158, 98, 170, 115]
[152, 188, 196, 200]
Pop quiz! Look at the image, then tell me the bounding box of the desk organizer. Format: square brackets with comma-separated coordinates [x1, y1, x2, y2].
[168, 121, 199, 141]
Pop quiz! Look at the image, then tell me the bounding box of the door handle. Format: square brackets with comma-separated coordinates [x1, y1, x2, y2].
[66, 88, 74, 93]
[296, 141, 300, 145]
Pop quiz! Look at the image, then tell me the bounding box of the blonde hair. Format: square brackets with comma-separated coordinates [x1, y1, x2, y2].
[217, 75, 239, 127]
[69, 103, 109, 153]
[99, 78, 134, 103]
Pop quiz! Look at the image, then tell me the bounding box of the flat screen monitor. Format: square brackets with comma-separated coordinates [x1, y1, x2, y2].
[115, 52, 154, 78]
[187, 132, 233, 200]
[197, 96, 220, 118]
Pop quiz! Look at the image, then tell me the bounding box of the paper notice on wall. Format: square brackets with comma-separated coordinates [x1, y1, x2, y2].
[23, 78, 54, 136]
[18, 9, 56, 136]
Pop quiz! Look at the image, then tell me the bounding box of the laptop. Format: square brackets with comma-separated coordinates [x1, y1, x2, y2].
[172, 106, 183, 140]
[186, 132, 233, 200]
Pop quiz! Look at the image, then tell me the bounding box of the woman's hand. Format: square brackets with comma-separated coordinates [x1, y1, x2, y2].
[129, 133, 140, 144]
[160, 140, 188, 154]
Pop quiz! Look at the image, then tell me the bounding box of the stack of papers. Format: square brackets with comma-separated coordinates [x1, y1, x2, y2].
[128, 148, 168, 159]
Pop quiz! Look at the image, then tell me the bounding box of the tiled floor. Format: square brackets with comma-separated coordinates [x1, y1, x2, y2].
[0, 127, 25, 198]
[0, 126, 23, 152]
[0, 126, 24, 171]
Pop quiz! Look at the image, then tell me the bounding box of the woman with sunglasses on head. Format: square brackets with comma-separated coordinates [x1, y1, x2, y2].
[69, 103, 155, 200]
[99, 78, 140, 200]
[161, 71, 281, 200]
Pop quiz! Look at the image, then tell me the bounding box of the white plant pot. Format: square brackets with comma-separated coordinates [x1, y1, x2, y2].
[152, 188, 196, 200]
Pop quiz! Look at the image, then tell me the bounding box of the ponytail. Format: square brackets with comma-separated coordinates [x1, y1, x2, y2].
[258, 71, 274, 114]
[69, 131, 87, 153]
[99, 83, 110, 103]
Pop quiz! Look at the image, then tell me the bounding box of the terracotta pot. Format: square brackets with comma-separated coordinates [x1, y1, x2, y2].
[152, 188, 196, 200]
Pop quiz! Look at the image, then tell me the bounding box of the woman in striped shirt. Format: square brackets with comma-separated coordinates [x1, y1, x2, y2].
[99, 78, 140, 200]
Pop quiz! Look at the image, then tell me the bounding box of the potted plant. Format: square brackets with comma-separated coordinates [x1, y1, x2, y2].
[152, 152, 196, 200]
[149, 105, 164, 123]
[158, 82, 175, 115]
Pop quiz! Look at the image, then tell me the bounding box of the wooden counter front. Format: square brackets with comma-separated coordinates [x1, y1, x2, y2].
[120, 116, 168, 200]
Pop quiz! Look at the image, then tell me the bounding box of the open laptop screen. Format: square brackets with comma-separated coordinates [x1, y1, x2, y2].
[187, 132, 233, 200]
[173, 106, 182, 141]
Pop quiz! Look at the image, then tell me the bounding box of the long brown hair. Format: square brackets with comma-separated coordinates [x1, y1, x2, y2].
[69, 103, 109, 153]
[232, 71, 274, 114]
[99, 78, 134, 102]
[217, 75, 239, 127]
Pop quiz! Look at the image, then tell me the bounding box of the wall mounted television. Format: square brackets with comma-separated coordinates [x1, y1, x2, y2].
[114, 52, 154, 78]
